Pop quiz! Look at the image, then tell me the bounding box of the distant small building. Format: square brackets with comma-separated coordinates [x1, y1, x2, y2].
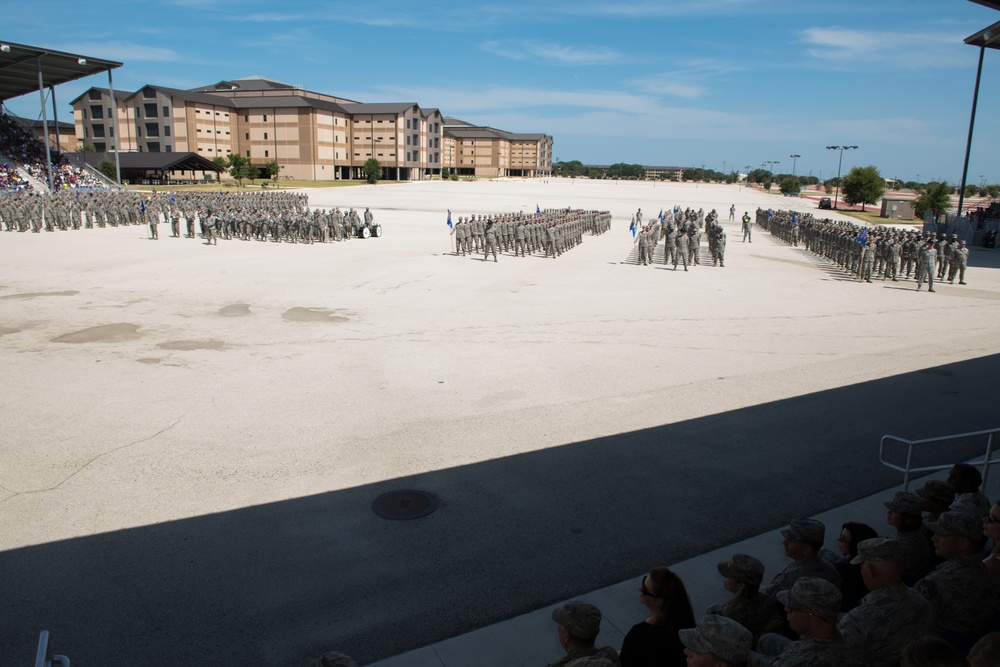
[881, 195, 916, 220]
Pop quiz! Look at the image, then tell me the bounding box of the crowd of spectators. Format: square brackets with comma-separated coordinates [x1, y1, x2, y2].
[1, 112, 107, 193]
[532, 462, 999, 667]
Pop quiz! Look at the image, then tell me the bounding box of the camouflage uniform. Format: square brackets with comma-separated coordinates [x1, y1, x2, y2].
[838, 584, 933, 667]
[915, 553, 1000, 637]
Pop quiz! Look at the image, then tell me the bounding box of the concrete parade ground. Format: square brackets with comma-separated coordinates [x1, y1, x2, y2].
[2, 178, 999, 666]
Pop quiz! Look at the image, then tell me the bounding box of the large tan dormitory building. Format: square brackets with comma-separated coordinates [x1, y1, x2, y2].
[69, 76, 552, 181]
[442, 118, 552, 178]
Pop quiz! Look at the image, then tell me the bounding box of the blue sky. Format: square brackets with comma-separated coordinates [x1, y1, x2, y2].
[4, 0, 1000, 184]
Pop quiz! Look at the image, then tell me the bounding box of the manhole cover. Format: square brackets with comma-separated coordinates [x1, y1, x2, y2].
[372, 490, 438, 520]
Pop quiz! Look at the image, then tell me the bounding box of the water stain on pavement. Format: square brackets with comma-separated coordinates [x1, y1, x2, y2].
[52, 323, 141, 343]
[282, 307, 350, 323]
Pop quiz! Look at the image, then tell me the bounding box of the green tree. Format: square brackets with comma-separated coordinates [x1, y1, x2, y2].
[987, 184, 999, 198]
[226, 153, 252, 186]
[363, 158, 382, 184]
[587, 168, 603, 179]
[841, 166, 885, 211]
[964, 185, 978, 198]
[914, 182, 953, 220]
[76, 143, 96, 153]
[441, 167, 450, 179]
[96, 158, 117, 182]
[265, 159, 280, 183]
[779, 176, 801, 195]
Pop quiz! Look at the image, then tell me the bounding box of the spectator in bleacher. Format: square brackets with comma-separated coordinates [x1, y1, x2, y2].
[838, 538, 933, 667]
[620, 566, 695, 667]
[899, 637, 969, 667]
[948, 464, 992, 520]
[760, 519, 841, 599]
[308, 651, 357, 667]
[983, 501, 1000, 582]
[833, 521, 878, 612]
[884, 491, 933, 583]
[705, 554, 784, 647]
[749, 578, 853, 667]
[918, 480, 957, 523]
[916, 512, 1000, 653]
[679, 615, 753, 667]
[546, 600, 621, 667]
[967, 631, 1000, 667]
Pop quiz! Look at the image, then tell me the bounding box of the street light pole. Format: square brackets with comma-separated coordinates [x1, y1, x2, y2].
[825, 145, 857, 209]
[790, 154, 800, 177]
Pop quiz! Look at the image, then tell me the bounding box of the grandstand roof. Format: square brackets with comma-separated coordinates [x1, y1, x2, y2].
[965, 18, 1000, 49]
[970, 0, 1000, 11]
[0, 40, 122, 103]
[75, 151, 224, 173]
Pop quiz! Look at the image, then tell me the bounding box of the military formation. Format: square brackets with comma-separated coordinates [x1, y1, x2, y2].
[756, 208, 970, 290]
[449, 208, 610, 261]
[632, 206, 727, 270]
[0, 190, 393, 247]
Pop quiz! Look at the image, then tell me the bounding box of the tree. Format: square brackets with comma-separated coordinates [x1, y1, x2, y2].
[779, 176, 801, 196]
[914, 182, 953, 220]
[841, 165, 885, 211]
[226, 153, 252, 186]
[987, 184, 999, 198]
[441, 167, 450, 179]
[76, 143, 96, 153]
[96, 158, 117, 182]
[363, 158, 382, 184]
[265, 159, 280, 183]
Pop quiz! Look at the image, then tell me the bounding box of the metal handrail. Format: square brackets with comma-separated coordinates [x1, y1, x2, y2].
[879, 427, 999, 491]
[34, 630, 69, 667]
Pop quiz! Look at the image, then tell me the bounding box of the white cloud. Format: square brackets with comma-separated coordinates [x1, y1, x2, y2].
[57, 42, 182, 63]
[798, 27, 968, 69]
[480, 40, 623, 65]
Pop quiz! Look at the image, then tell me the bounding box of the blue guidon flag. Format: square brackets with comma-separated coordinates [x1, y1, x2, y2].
[630, 216, 637, 238]
[857, 228, 868, 247]
[140, 200, 146, 216]
[536, 204, 541, 214]
[447, 209, 452, 229]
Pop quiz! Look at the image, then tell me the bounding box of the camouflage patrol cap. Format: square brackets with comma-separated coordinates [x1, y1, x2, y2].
[916, 480, 956, 505]
[884, 491, 924, 515]
[850, 537, 904, 564]
[776, 577, 842, 620]
[552, 600, 602, 640]
[679, 615, 752, 664]
[926, 511, 983, 542]
[717, 554, 765, 587]
[781, 518, 825, 543]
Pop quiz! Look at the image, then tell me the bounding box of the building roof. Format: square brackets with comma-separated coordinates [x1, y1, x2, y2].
[126, 84, 238, 108]
[445, 127, 508, 140]
[68, 87, 132, 105]
[339, 102, 419, 115]
[11, 114, 74, 131]
[443, 117, 476, 127]
[188, 76, 303, 93]
[0, 40, 122, 103]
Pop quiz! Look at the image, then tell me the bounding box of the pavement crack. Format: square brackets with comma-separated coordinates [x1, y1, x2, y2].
[0, 413, 186, 501]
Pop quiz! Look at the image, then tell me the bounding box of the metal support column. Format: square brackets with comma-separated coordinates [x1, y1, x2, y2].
[956, 45, 985, 219]
[36, 57, 54, 190]
[107, 68, 121, 184]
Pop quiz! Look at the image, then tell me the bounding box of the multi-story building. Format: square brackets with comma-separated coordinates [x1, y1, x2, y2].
[442, 119, 552, 178]
[70, 77, 549, 182]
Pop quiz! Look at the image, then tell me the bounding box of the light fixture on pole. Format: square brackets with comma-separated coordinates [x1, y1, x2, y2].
[825, 145, 857, 209]
[789, 154, 800, 177]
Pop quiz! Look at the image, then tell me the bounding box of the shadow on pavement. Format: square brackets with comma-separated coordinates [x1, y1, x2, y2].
[4, 354, 999, 666]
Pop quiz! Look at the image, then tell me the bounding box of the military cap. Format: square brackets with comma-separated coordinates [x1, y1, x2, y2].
[916, 480, 956, 505]
[552, 600, 602, 640]
[959, 240, 967, 245]
[776, 577, 842, 620]
[884, 491, 924, 515]
[717, 554, 765, 587]
[926, 511, 983, 542]
[679, 615, 752, 664]
[850, 537, 904, 564]
[781, 518, 825, 543]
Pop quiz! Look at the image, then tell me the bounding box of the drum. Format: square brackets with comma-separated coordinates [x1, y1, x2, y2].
[361, 226, 371, 239]
[373, 224, 382, 238]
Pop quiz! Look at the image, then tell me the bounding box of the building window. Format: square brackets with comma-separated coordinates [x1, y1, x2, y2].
[137, 126, 142, 137]
[94, 142, 106, 152]
[109, 126, 114, 137]
[92, 124, 105, 138]
[264, 150, 268, 157]
[164, 126, 171, 137]
[144, 103, 157, 118]
[143, 88, 155, 98]
[145, 123, 159, 137]
[246, 150, 250, 157]
[163, 106, 169, 117]
[263, 114, 267, 122]
[165, 145, 171, 152]
[245, 133, 249, 140]
[264, 132, 267, 140]
[90, 105, 103, 120]
[89, 90, 102, 101]
[406, 136, 410, 145]
[83, 127, 88, 138]
[147, 142, 160, 152]
[244, 115, 249, 122]
[82, 108, 87, 120]
[135, 106, 141, 118]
